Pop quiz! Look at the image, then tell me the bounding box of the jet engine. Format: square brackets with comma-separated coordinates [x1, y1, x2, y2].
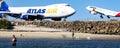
[21, 14, 28, 20]
[0, 14, 8, 20]
[89, 11, 97, 15]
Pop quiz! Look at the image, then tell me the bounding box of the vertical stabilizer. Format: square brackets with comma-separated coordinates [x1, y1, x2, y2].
[0, 0, 9, 18]
[0, 0, 9, 11]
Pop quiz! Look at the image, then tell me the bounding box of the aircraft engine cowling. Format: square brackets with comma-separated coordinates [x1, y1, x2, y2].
[0, 13, 8, 19]
[21, 15, 28, 20]
[90, 11, 97, 15]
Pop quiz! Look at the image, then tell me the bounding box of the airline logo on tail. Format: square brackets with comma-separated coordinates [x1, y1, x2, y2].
[27, 8, 58, 14]
[0, 0, 8, 11]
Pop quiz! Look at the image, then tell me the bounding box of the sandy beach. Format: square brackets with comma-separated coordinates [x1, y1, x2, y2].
[0, 25, 120, 40]
[0, 31, 120, 40]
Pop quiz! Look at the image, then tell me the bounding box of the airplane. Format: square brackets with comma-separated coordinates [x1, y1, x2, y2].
[86, 6, 120, 19]
[0, 0, 76, 21]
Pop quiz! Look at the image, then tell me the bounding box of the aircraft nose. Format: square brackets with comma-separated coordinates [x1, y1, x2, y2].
[86, 6, 91, 10]
[86, 6, 95, 11]
[62, 7, 76, 16]
[71, 8, 76, 14]
[68, 7, 76, 15]
[86, 6, 96, 11]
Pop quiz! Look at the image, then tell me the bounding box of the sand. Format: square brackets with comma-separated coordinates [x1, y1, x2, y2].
[0, 25, 120, 40]
[0, 31, 120, 40]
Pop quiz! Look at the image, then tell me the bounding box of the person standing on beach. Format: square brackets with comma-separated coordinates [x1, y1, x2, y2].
[72, 32, 75, 38]
[12, 35, 17, 47]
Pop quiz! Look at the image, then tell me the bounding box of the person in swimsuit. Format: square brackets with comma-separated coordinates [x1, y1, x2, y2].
[12, 35, 17, 47]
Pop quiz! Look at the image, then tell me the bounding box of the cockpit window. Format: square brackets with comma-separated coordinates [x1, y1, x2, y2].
[90, 6, 96, 9]
[65, 5, 70, 6]
[90, 7, 94, 8]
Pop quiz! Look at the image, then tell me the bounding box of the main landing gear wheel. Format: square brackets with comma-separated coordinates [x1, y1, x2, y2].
[107, 16, 110, 19]
[100, 15, 103, 19]
[52, 18, 61, 21]
[64, 17, 67, 21]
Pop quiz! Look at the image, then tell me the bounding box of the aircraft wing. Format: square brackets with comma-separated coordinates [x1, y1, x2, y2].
[0, 11, 43, 15]
[0, 11, 45, 20]
[0, 11, 38, 15]
[0, 11, 21, 14]
[0, 11, 22, 18]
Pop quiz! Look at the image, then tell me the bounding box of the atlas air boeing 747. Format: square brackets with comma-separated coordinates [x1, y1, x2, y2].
[0, 0, 76, 21]
[86, 6, 120, 19]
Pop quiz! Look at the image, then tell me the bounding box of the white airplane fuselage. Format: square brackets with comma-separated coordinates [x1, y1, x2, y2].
[0, 0, 76, 21]
[4, 4, 75, 21]
[86, 6, 120, 19]
[9, 4, 75, 18]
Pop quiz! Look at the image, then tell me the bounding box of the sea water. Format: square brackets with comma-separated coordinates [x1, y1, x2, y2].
[0, 38, 120, 48]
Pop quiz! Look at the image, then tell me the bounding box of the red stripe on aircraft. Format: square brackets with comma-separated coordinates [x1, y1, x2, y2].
[116, 12, 120, 17]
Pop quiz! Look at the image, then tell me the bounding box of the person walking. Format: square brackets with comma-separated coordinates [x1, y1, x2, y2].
[72, 32, 75, 38]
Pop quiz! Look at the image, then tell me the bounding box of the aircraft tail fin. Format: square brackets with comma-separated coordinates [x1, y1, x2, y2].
[0, 0, 9, 18]
[0, 0, 9, 11]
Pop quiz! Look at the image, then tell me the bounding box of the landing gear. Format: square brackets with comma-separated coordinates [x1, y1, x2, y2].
[100, 14, 103, 19]
[64, 17, 67, 21]
[100, 14, 111, 19]
[39, 19, 43, 21]
[52, 18, 61, 21]
[107, 16, 110, 19]
[37, 15, 44, 21]
[34, 18, 43, 21]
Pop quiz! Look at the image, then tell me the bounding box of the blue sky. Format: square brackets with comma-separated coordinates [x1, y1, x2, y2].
[4, 0, 120, 21]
